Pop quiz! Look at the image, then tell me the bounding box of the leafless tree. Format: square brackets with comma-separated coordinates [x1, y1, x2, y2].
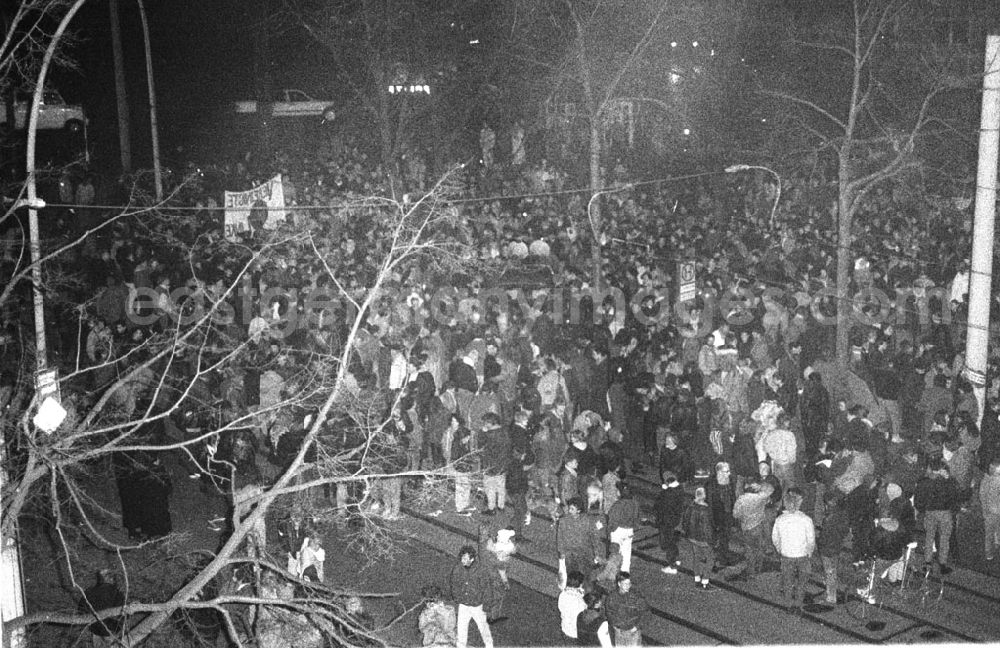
[761, 0, 980, 362]
[3, 166, 482, 646]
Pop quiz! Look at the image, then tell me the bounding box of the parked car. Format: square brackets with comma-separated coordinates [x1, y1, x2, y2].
[234, 89, 336, 121]
[0, 89, 87, 132]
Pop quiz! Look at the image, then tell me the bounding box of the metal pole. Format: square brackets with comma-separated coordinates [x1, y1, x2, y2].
[108, 0, 132, 174]
[136, 0, 163, 201]
[963, 34, 1000, 424]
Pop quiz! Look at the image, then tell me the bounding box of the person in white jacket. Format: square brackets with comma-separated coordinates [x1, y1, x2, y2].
[771, 488, 815, 609]
[296, 534, 325, 582]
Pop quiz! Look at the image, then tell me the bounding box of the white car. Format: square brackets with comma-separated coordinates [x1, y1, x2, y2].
[0, 89, 87, 131]
[234, 89, 336, 121]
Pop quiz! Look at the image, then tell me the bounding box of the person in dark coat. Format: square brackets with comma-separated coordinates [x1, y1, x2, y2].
[114, 451, 144, 541]
[682, 487, 716, 588]
[448, 545, 494, 648]
[575, 592, 612, 647]
[507, 426, 535, 540]
[136, 454, 173, 539]
[914, 459, 964, 574]
[817, 492, 850, 605]
[655, 472, 687, 573]
[658, 433, 694, 485]
[585, 346, 611, 419]
[423, 396, 451, 468]
[800, 370, 830, 459]
[449, 351, 480, 395]
[979, 401, 1000, 473]
[706, 462, 737, 565]
[410, 353, 437, 416]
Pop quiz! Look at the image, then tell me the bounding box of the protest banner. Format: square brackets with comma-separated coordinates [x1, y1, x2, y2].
[224, 175, 286, 239]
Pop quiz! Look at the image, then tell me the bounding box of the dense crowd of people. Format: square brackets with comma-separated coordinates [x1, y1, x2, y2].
[32, 130, 1000, 647]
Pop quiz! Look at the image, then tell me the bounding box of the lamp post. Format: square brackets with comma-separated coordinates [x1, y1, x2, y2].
[136, 0, 163, 201]
[7, 6, 87, 646]
[725, 164, 782, 229]
[587, 183, 634, 252]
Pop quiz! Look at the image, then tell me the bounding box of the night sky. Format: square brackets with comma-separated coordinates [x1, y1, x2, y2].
[48, 0, 269, 168]
[33, 0, 994, 174]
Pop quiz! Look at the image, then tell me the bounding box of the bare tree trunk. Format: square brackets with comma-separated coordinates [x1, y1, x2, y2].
[376, 83, 400, 193]
[836, 171, 853, 365]
[575, 21, 603, 289]
[588, 123, 602, 288]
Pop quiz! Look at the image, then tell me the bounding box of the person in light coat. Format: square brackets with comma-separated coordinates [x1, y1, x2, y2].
[771, 488, 815, 609]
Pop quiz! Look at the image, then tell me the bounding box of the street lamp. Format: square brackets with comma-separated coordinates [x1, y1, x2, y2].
[137, 0, 163, 201]
[587, 184, 634, 247]
[725, 164, 782, 229]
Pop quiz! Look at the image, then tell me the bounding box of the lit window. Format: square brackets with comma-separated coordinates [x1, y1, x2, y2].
[682, 128, 690, 136]
[670, 73, 681, 85]
[671, 41, 677, 48]
[692, 41, 699, 47]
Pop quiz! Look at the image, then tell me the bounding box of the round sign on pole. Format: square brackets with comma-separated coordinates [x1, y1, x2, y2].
[680, 262, 695, 283]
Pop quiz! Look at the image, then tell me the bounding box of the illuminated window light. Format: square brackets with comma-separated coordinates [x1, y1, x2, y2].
[710, 49, 716, 56]
[671, 41, 677, 48]
[692, 41, 699, 47]
[469, 39, 480, 45]
[670, 73, 681, 85]
[682, 128, 691, 135]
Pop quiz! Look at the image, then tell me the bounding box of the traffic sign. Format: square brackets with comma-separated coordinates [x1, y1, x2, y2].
[35, 369, 59, 399]
[678, 261, 697, 302]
